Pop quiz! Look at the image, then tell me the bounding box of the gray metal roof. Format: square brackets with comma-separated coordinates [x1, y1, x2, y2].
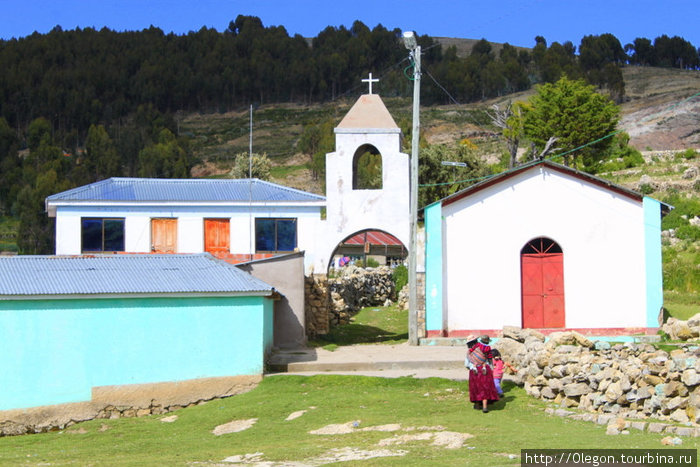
[0, 254, 275, 297]
[46, 178, 326, 203]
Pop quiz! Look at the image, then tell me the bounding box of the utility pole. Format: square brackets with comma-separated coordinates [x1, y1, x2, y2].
[404, 31, 421, 346]
[249, 104, 253, 261]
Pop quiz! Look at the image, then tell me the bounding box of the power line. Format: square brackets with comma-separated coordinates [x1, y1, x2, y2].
[419, 90, 700, 188]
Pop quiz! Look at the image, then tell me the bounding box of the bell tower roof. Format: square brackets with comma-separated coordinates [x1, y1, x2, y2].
[336, 94, 400, 132]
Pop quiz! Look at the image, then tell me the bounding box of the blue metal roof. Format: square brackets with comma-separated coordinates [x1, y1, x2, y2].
[0, 254, 275, 297]
[46, 178, 326, 203]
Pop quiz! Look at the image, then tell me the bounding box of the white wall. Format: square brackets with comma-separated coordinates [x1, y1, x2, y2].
[315, 129, 409, 272]
[53, 204, 322, 270]
[441, 166, 647, 332]
[55, 215, 81, 255]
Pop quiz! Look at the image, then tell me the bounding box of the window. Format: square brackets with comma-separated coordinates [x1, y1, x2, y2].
[82, 218, 125, 252]
[255, 218, 297, 252]
[352, 144, 383, 190]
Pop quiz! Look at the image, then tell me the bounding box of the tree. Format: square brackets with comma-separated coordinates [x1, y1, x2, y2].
[229, 152, 271, 180]
[625, 37, 656, 66]
[418, 142, 489, 208]
[298, 117, 335, 181]
[137, 128, 191, 178]
[523, 76, 620, 169]
[83, 124, 121, 181]
[488, 102, 526, 168]
[0, 118, 20, 215]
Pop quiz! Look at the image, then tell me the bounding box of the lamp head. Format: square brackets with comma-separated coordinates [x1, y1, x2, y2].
[402, 30, 417, 50]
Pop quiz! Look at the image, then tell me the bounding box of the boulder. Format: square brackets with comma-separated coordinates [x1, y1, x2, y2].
[563, 382, 592, 397]
[682, 369, 700, 387]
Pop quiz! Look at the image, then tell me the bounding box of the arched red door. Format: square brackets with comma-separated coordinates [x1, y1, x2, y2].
[521, 238, 565, 328]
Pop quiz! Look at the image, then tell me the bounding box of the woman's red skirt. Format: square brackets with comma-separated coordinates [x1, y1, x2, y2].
[469, 366, 500, 402]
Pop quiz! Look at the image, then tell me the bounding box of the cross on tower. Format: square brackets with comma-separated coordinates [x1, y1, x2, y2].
[362, 73, 379, 94]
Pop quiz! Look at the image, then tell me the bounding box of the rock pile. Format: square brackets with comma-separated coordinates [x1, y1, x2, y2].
[661, 314, 700, 341]
[495, 326, 700, 427]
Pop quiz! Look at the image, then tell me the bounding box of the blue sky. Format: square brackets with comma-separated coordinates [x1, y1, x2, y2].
[1, 0, 698, 49]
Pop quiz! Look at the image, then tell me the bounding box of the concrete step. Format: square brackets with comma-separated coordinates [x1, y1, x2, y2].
[268, 343, 467, 373]
[269, 359, 463, 373]
[419, 337, 471, 346]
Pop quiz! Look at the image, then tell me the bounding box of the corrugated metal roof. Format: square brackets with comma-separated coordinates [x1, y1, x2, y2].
[343, 231, 403, 246]
[0, 254, 274, 297]
[46, 178, 325, 203]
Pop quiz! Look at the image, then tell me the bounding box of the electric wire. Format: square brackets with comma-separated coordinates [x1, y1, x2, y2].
[417, 87, 700, 189]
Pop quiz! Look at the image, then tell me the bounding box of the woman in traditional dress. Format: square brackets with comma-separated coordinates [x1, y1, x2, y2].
[466, 335, 500, 412]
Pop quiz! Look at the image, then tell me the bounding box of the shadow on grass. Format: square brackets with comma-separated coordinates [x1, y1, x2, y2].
[309, 323, 408, 347]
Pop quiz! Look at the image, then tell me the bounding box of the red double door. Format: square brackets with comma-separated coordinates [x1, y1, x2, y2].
[521, 238, 565, 328]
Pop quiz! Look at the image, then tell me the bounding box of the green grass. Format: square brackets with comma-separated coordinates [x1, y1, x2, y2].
[664, 290, 700, 321]
[270, 162, 311, 179]
[0, 376, 694, 466]
[309, 305, 408, 348]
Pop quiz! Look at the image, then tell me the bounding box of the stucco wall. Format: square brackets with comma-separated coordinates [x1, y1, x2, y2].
[237, 252, 306, 349]
[53, 205, 322, 271]
[438, 166, 650, 333]
[316, 131, 409, 273]
[0, 295, 272, 411]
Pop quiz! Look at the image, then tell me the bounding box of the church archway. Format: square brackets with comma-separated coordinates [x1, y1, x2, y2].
[520, 237, 565, 328]
[352, 144, 383, 190]
[327, 229, 407, 272]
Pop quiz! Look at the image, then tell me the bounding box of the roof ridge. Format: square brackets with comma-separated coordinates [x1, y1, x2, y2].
[45, 177, 114, 200]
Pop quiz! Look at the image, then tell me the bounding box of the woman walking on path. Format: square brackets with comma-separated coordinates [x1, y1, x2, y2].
[466, 335, 500, 413]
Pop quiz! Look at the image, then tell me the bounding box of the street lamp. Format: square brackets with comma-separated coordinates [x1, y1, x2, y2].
[403, 30, 421, 346]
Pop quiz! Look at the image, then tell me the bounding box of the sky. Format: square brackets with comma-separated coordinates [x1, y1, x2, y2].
[1, 0, 698, 50]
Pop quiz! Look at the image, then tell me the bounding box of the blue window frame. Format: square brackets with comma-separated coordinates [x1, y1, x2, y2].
[81, 218, 125, 252]
[255, 218, 297, 252]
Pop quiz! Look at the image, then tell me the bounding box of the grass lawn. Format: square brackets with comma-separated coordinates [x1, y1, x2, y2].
[1, 376, 696, 466]
[664, 290, 700, 321]
[309, 305, 408, 349]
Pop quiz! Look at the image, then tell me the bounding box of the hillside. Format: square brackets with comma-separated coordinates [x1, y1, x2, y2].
[181, 66, 700, 195]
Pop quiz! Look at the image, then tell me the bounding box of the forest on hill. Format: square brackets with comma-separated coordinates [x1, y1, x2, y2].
[0, 14, 699, 254]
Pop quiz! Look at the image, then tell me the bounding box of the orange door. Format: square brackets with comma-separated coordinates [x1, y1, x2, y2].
[204, 218, 230, 254]
[521, 240, 565, 328]
[151, 218, 177, 253]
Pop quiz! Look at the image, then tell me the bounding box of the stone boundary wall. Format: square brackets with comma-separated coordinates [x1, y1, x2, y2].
[305, 266, 424, 337]
[0, 375, 260, 436]
[495, 326, 700, 432]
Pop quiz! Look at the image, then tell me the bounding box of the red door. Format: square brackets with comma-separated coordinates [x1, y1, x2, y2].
[521, 238, 565, 328]
[204, 218, 230, 255]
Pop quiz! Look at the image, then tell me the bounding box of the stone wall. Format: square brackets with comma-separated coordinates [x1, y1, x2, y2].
[305, 274, 330, 338]
[328, 266, 396, 326]
[0, 375, 260, 436]
[305, 266, 411, 334]
[495, 326, 700, 429]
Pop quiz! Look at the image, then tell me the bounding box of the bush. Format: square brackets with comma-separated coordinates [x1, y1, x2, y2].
[675, 224, 700, 241]
[392, 264, 408, 292]
[663, 248, 700, 293]
[660, 194, 700, 230]
[354, 257, 380, 268]
[680, 148, 698, 160]
[638, 183, 655, 195]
